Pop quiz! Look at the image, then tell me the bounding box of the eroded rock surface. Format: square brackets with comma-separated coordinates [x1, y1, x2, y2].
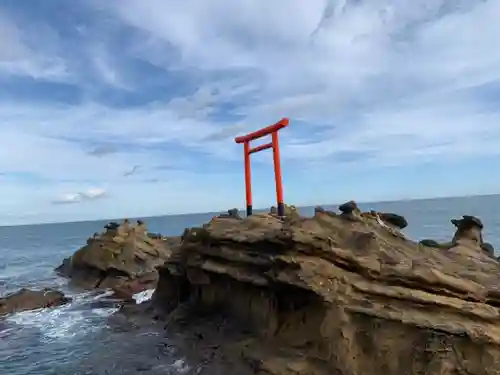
[0, 288, 70, 317]
[269, 204, 299, 218]
[146, 201, 500, 375]
[420, 215, 496, 257]
[56, 219, 179, 300]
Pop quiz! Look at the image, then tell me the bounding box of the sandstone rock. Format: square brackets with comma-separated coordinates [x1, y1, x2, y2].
[0, 288, 70, 317]
[149, 201, 500, 375]
[269, 204, 299, 218]
[217, 208, 243, 220]
[420, 215, 495, 257]
[55, 219, 179, 299]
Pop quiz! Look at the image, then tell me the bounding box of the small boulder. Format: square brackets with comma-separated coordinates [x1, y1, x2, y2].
[104, 221, 120, 230]
[378, 212, 408, 229]
[217, 208, 242, 220]
[418, 239, 453, 249]
[338, 200, 363, 222]
[451, 215, 483, 230]
[338, 200, 358, 214]
[0, 288, 70, 317]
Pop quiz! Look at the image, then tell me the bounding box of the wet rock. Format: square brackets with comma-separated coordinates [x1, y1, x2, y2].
[0, 288, 70, 317]
[148, 202, 500, 375]
[55, 219, 176, 300]
[418, 239, 453, 249]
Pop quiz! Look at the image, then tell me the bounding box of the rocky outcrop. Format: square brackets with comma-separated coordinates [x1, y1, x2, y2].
[269, 204, 299, 218]
[145, 200, 500, 375]
[216, 208, 243, 220]
[56, 219, 179, 300]
[419, 215, 496, 257]
[0, 288, 70, 317]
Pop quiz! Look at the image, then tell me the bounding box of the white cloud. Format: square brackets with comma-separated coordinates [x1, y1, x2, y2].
[0, 10, 69, 81]
[101, 0, 500, 164]
[0, 0, 500, 224]
[52, 188, 107, 205]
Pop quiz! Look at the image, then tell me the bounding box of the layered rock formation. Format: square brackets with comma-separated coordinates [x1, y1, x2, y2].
[146, 201, 500, 375]
[56, 219, 179, 300]
[420, 215, 496, 257]
[0, 288, 70, 317]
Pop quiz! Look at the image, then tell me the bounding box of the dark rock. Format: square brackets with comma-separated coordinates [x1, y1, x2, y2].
[338, 200, 358, 214]
[0, 288, 70, 317]
[418, 239, 453, 249]
[147, 232, 163, 240]
[419, 239, 441, 248]
[104, 221, 120, 230]
[451, 215, 483, 229]
[314, 206, 325, 214]
[378, 212, 408, 229]
[481, 242, 495, 257]
[227, 208, 241, 219]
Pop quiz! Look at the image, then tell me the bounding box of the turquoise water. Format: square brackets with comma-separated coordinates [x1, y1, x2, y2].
[1, 195, 500, 374]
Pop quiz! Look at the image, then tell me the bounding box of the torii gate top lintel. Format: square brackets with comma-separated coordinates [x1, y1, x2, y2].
[234, 117, 289, 217]
[234, 118, 289, 143]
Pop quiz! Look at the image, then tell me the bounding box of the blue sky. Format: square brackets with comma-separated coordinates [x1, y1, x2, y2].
[0, 0, 500, 225]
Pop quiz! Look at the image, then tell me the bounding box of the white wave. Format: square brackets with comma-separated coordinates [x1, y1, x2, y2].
[5, 289, 119, 342]
[171, 359, 190, 374]
[132, 288, 155, 304]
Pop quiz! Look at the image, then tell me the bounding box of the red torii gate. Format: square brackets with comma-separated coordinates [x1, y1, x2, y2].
[234, 118, 289, 217]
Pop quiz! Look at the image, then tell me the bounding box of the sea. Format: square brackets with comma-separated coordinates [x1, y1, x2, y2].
[1, 194, 500, 375]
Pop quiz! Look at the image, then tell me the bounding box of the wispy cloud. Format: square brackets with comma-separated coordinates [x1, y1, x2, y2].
[0, 10, 69, 81]
[52, 188, 107, 205]
[0, 0, 499, 224]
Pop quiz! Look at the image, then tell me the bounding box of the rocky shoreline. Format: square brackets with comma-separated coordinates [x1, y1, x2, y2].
[3, 201, 500, 374]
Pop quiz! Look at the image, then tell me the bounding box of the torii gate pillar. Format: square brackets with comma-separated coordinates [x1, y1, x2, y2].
[234, 118, 289, 217]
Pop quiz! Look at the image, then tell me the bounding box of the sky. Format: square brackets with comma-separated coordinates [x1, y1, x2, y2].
[0, 0, 500, 225]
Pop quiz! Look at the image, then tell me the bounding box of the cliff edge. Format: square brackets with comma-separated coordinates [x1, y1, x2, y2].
[147, 201, 500, 375]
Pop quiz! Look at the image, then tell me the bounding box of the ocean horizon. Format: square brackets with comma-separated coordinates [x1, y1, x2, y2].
[2, 193, 500, 374]
[7, 192, 500, 228]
